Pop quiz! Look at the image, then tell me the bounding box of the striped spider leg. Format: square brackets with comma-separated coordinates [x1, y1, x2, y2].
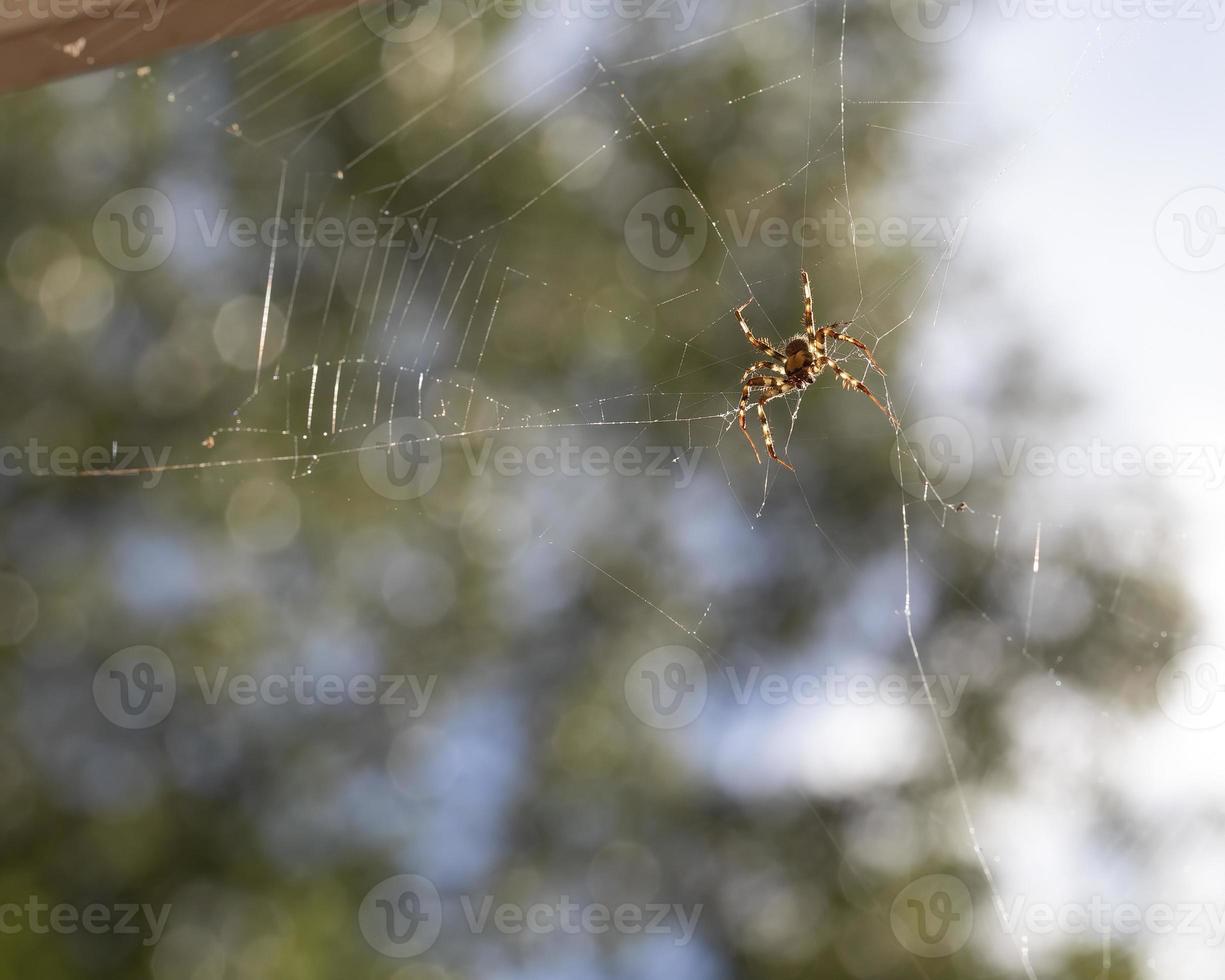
[803, 271, 888, 380]
[738, 371, 800, 472]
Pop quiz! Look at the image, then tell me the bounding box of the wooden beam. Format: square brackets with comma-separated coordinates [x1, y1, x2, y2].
[0, 0, 364, 94]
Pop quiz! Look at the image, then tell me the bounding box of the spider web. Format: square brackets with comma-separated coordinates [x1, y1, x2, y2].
[84, 2, 1186, 977]
[106, 2, 949, 512]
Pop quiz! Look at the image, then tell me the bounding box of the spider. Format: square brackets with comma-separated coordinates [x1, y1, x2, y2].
[735, 271, 898, 471]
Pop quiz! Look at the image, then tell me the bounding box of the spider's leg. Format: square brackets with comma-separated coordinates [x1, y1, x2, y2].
[735, 302, 784, 360]
[819, 323, 886, 377]
[801, 270, 815, 340]
[738, 360, 786, 387]
[738, 376, 787, 465]
[758, 394, 795, 472]
[829, 361, 899, 428]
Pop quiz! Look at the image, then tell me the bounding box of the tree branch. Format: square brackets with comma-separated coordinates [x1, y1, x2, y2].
[0, 0, 362, 94]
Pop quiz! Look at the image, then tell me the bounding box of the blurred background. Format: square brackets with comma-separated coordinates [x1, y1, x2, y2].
[0, 0, 1221, 977]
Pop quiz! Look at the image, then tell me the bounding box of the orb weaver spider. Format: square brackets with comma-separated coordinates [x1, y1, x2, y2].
[736, 271, 898, 471]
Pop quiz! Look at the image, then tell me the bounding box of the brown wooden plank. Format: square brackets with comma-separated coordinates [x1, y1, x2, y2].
[0, 0, 364, 94]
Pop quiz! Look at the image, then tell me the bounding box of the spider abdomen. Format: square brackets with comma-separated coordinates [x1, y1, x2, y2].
[784, 337, 814, 375]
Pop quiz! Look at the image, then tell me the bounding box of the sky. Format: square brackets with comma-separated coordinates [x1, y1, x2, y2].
[897, 7, 1225, 639]
[893, 9, 1225, 976]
